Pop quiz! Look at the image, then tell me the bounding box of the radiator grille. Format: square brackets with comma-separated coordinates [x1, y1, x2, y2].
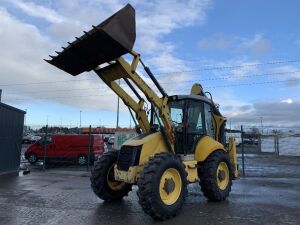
[117, 145, 141, 171]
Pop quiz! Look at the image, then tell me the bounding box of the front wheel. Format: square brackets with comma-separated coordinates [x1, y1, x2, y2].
[27, 153, 37, 164]
[199, 150, 233, 201]
[90, 151, 132, 202]
[137, 153, 187, 220]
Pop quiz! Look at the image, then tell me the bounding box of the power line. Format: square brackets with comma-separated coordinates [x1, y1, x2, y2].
[4, 78, 299, 102]
[159, 70, 300, 84]
[3, 70, 300, 95]
[5, 87, 111, 95]
[167, 79, 300, 92]
[0, 78, 99, 87]
[1, 59, 299, 87]
[155, 59, 300, 76]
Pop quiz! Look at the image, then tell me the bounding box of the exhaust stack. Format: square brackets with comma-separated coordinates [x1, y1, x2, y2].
[45, 4, 136, 76]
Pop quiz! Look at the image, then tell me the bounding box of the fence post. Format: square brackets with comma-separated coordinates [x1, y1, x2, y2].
[258, 134, 262, 152]
[276, 135, 280, 157]
[87, 125, 92, 171]
[274, 135, 277, 156]
[241, 125, 245, 177]
[43, 125, 48, 171]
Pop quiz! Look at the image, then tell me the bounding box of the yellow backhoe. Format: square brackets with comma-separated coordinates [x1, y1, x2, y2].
[46, 4, 238, 220]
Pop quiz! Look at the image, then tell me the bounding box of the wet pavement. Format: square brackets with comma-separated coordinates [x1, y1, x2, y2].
[1, 155, 300, 225]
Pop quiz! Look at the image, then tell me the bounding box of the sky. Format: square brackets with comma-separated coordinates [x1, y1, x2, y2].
[0, 0, 300, 130]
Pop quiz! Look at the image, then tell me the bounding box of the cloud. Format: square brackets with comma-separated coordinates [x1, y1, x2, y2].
[230, 100, 300, 126]
[271, 65, 300, 87]
[281, 98, 293, 104]
[295, 39, 300, 47]
[8, 0, 66, 23]
[0, 7, 118, 111]
[197, 33, 236, 50]
[196, 33, 271, 56]
[0, 1, 213, 112]
[239, 34, 271, 56]
[238, 105, 252, 112]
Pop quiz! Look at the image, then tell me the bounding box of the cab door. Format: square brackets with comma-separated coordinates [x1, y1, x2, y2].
[185, 100, 205, 154]
[169, 100, 185, 154]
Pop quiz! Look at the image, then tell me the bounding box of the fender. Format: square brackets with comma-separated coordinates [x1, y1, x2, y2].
[194, 136, 225, 162]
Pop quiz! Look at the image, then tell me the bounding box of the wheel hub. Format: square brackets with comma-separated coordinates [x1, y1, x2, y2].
[159, 168, 182, 205]
[218, 170, 226, 181]
[163, 178, 175, 195]
[216, 162, 230, 190]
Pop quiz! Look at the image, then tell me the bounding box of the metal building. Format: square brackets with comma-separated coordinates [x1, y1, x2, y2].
[0, 102, 25, 176]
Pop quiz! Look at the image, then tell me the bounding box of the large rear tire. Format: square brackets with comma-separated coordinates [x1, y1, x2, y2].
[137, 153, 187, 220]
[199, 150, 232, 201]
[90, 151, 132, 202]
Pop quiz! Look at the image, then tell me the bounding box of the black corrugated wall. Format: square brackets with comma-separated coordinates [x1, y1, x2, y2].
[0, 103, 25, 175]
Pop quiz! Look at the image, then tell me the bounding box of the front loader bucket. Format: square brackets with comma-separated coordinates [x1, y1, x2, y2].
[45, 4, 136, 76]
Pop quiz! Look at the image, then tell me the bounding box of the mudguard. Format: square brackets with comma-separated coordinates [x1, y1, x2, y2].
[194, 136, 225, 162]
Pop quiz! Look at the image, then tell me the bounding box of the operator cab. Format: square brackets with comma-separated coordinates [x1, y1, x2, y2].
[168, 94, 225, 155]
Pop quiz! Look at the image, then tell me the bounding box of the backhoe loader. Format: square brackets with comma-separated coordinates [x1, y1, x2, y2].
[46, 4, 238, 220]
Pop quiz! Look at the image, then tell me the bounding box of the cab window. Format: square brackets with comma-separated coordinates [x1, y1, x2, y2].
[169, 100, 185, 131]
[204, 103, 214, 137]
[187, 100, 204, 134]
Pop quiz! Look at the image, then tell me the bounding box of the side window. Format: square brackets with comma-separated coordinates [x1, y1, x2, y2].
[204, 103, 214, 137]
[39, 136, 52, 145]
[187, 101, 204, 134]
[170, 108, 183, 124]
[169, 100, 185, 132]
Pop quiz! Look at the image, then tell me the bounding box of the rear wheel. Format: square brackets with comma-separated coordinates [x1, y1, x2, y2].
[90, 151, 132, 202]
[137, 153, 187, 220]
[28, 153, 37, 164]
[199, 150, 232, 201]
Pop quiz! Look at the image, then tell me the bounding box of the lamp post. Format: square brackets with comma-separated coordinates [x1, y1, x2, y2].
[79, 110, 82, 134]
[80, 110, 82, 128]
[260, 117, 264, 134]
[116, 80, 120, 129]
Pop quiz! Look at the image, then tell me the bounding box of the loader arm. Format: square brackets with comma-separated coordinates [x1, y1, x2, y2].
[94, 52, 175, 152]
[45, 4, 175, 152]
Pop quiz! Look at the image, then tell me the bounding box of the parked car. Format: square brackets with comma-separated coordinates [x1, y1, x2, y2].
[22, 134, 41, 144]
[24, 134, 104, 165]
[243, 138, 259, 146]
[107, 136, 115, 145]
[103, 136, 110, 143]
[22, 134, 33, 144]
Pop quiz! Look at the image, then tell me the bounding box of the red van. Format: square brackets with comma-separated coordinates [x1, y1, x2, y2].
[24, 134, 104, 165]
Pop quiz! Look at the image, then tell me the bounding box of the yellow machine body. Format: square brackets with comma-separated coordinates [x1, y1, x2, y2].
[46, 2, 238, 187]
[194, 136, 225, 162]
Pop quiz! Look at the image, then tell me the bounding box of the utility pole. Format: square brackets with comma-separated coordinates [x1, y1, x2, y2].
[60, 118, 62, 133]
[46, 115, 49, 126]
[80, 110, 82, 129]
[79, 110, 82, 134]
[260, 117, 263, 134]
[116, 79, 120, 129]
[24, 109, 27, 128]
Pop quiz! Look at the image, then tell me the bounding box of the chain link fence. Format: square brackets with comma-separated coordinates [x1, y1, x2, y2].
[20, 124, 300, 178]
[226, 126, 300, 178]
[20, 125, 137, 173]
